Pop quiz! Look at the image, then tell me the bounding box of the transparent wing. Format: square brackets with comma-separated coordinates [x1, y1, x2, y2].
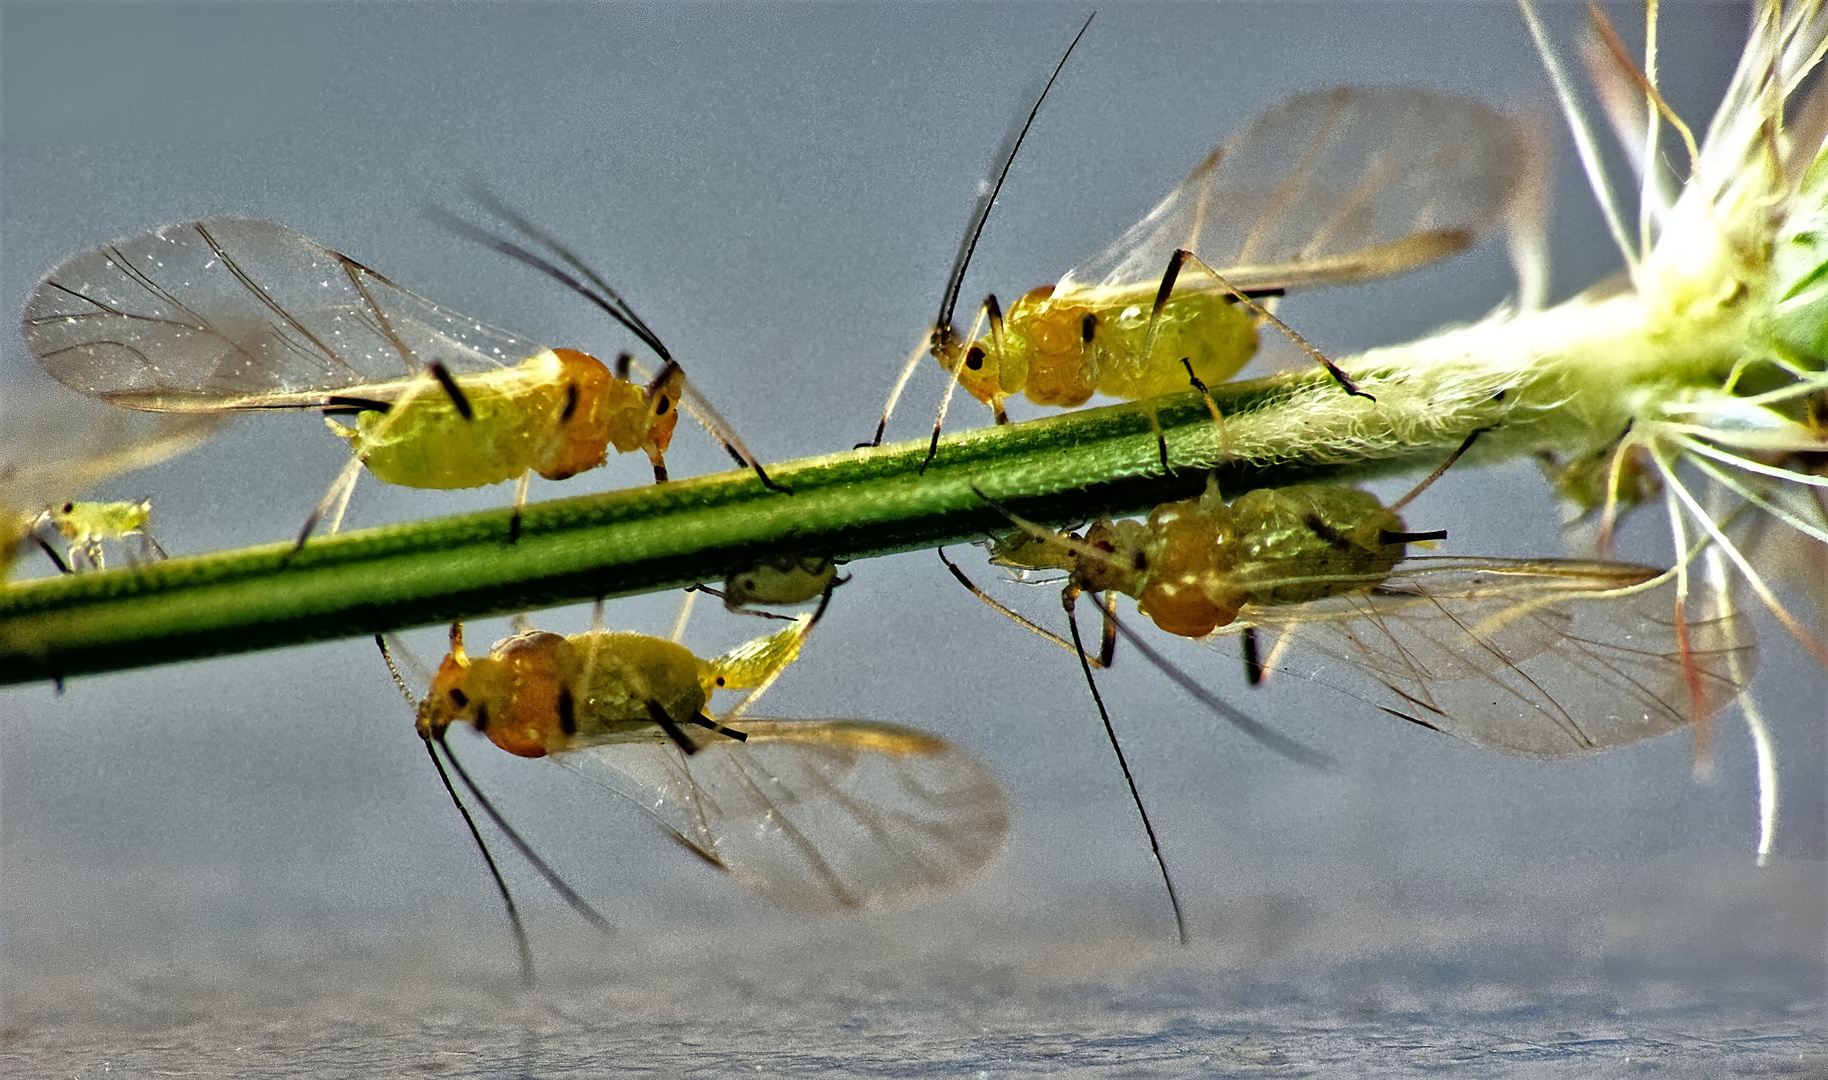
[1059, 88, 1533, 297]
[558, 719, 1010, 912]
[0, 383, 222, 514]
[1215, 559, 1754, 758]
[22, 218, 542, 411]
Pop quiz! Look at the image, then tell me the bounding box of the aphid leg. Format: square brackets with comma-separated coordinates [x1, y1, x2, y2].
[1062, 580, 1188, 945]
[1240, 626, 1265, 686]
[436, 734, 619, 935]
[294, 454, 366, 551]
[936, 547, 1110, 666]
[920, 304, 998, 474]
[669, 588, 699, 643]
[1181, 358, 1227, 430]
[1096, 589, 1119, 669]
[662, 365, 789, 493]
[685, 584, 801, 621]
[508, 469, 532, 544]
[30, 531, 71, 575]
[135, 524, 169, 564]
[983, 294, 1012, 426]
[1174, 250, 1373, 400]
[865, 339, 933, 448]
[1137, 249, 1189, 383]
[426, 361, 475, 420]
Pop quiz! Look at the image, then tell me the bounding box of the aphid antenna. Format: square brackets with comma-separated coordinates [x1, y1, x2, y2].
[933, 12, 1096, 351]
[871, 11, 1096, 449]
[1100, 607, 1331, 769]
[423, 738, 536, 988]
[437, 733, 620, 939]
[376, 633, 616, 979]
[438, 193, 788, 493]
[1061, 579, 1189, 946]
[374, 633, 535, 985]
[936, 546, 1114, 669]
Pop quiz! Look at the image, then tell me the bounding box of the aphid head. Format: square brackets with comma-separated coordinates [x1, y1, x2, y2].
[417, 625, 569, 759]
[416, 623, 475, 743]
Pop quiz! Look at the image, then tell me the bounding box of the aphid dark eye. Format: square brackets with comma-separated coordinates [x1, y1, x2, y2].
[715, 675, 728, 687]
[1081, 313, 1098, 343]
[655, 396, 672, 417]
[965, 345, 986, 371]
[61, 502, 74, 513]
[473, 703, 490, 732]
[447, 687, 469, 707]
[560, 383, 580, 423]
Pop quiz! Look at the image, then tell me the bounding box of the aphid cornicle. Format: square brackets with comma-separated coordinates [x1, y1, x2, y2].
[20, 217, 770, 537]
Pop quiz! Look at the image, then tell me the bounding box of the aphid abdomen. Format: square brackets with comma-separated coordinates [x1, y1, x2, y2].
[566, 631, 708, 747]
[1227, 486, 1406, 607]
[1090, 291, 1258, 401]
[347, 352, 580, 489]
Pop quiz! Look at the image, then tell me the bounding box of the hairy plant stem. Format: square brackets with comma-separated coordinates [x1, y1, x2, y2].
[0, 363, 1540, 686]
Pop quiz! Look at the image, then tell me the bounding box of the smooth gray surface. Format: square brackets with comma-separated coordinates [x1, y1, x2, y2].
[3, 3, 1823, 1076]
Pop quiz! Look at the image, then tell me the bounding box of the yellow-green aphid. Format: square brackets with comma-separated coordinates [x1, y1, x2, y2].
[719, 556, 841, 610]
[36, 498, 164, 570]
[994, 480, 1411, 639]
[419, 615, 810, 759]
[922, 88, 1536, 424]
[327, 347, 677, 489]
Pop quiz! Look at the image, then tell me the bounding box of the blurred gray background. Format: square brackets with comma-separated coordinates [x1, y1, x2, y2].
[3, 2, 1822, 1075]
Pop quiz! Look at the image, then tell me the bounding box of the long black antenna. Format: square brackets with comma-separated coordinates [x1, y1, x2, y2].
[426, 200, 672, 363]
[377, 633, 539, 985]
[437, 736, 621, 938]
[1064, 590, 1189, 944]
[424, 738, 537, 987]
[933, 12, 1096, 343]
[1103, 611, 1330, 767]
[428, 192, 785, 491]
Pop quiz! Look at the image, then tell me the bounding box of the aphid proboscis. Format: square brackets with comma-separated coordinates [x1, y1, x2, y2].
[21, 217, 777, 542]
[1, 383, 218, 575]
[875, 82, 1543, 451]
[384, 604, 1009, 978]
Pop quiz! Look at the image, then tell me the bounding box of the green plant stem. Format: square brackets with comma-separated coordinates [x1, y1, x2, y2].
[0, 369, 1496, 686]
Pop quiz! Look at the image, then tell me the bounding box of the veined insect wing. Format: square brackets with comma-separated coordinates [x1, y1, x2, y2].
[554, 719, 1011, 913]
[1213, 558, 1755, 758]
[22, 218, 538, 412]
[1057, 88, 1536, 298]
